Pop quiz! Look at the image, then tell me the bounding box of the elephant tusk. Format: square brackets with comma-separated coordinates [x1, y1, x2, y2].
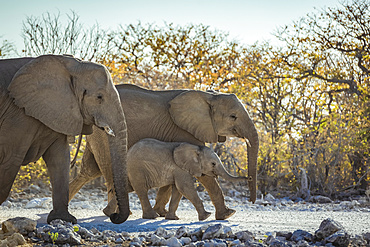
[244, 138, 251, 147]
[104, 126, 115, 137]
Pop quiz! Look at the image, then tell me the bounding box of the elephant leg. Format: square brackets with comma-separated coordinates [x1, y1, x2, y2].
[175, 177, 211, 221]
[165, 185, 181, 220]
[43, 136, 77, 224]
[197, 175, 235, 220]
[69, 147, 102, 202]
[0, 162, 21, 204]
[87, 136, 119, 216]
[135, 188, 159, 219]
[153, 185, 171, 217]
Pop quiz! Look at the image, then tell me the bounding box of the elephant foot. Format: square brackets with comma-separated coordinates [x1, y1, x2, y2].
[215, 207, 236, 220]
[47, 210, 77, 224]
[153, 205, 168, 217]
[198, 211, 211, 221]
[142, 210, 159, 219]
[165, 213, 179, 220]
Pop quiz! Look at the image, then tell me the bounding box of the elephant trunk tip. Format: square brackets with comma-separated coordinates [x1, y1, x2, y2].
[110, 212, 129, 224]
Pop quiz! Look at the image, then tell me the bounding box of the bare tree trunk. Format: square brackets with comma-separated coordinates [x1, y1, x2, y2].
[297, 167, 310, 200]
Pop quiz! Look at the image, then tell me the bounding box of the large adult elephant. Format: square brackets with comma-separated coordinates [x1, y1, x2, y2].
[69, 83, 259, 220]
[0, 55, 129, 224]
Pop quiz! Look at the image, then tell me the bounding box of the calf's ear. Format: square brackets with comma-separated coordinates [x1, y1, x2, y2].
[173, 143, 203, 177]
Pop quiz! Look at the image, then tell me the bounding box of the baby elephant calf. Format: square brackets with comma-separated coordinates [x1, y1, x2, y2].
[127, 138, 249, 221]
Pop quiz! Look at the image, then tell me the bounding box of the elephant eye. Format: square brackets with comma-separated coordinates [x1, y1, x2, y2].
[211, 162, 216, 167]
[96, 94, 103, 102]
[230, 114, 237, 120]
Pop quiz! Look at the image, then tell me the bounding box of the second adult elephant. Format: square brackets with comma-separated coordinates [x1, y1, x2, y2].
[69, 84, 259, 220]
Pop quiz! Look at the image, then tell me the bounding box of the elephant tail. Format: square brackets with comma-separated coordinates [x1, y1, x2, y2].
[70, 134, 83, 168]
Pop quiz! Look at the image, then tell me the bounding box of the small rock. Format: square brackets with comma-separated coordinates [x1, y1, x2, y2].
[310, 195, 333, 203]
[325, 230, 350, 247]
[179, 237, 191, 245]
[189, 227, 203, 240]
[151, 234, 166, 245]
[1, 200, 12, 208]
[130, 241, 142, 247]
[363, 232, 370, 243]
[235, 230, 254, 242]
[296, 239, 309, 247]
[30, 236, 42, 243]
[102, 229, 116, 238]
[205, 239, 227, 247]
[290, 230, 313, 242]
[350, 235, 367, 246]
[29, 184, 41, 192]
[154, 227, 167, 237]
[339, 201, 352, 209]
[315, 218, 344, 240]
[175, 226, 189, 238]
[244, 239, 266, 246]
[164, 230, 175, 239]
[276, 231, 292, 240]
[224, 196, 233, 202]
[24, 197, 51, 209]
[191, 235, 198, 242]
[165, 236, 182, 247]
[0, 232, 26, 246]
[265, 235, 274, 245]
[269, 238, 290, 247]
[202, 224, 223, 240]
[1, 217, 37, 235]
[230, 239, 242, 246]
[351, 200, 360, 207]
[265, 193, 275, 202]
[114, 238, 123, 244]
[193, 240, 205, 246]
[76, 226, 95, 239]
[220, 226, 233, 238]
[324, 243, 335, 247]
[90, 227, 100, 234]
[131, 237, 143, 245]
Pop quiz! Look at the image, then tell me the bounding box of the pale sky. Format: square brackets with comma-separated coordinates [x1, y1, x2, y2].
[2, 0, 340, 52]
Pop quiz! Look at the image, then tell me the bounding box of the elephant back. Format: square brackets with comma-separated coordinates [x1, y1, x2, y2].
[0, 58, 33, 90]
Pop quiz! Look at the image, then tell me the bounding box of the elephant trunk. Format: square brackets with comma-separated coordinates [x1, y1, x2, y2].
[214, 163, 251, 183]
[241, 115, 259, 203]
[106, 103, 130, 224]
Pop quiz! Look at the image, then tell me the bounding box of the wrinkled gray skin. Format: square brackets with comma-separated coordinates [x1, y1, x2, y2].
[127, 138, 250, 221]
[0, 55, 129, 224]
[69, 84, 259, 220]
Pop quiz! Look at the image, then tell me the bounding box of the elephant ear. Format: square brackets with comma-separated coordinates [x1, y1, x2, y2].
[173, 143, 203, 177]
[169, 91, 218, 143]
[8, 55, 83, 136]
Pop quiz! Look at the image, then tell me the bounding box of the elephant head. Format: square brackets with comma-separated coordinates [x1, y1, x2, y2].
[173, 143, 250, 183]
[8, 55, 129, 224]
[169, 91, 259, 203]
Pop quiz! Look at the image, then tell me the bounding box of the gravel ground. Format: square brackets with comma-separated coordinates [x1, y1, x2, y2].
[1, 185, 370, 246]
[1, 206, 369, 236]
